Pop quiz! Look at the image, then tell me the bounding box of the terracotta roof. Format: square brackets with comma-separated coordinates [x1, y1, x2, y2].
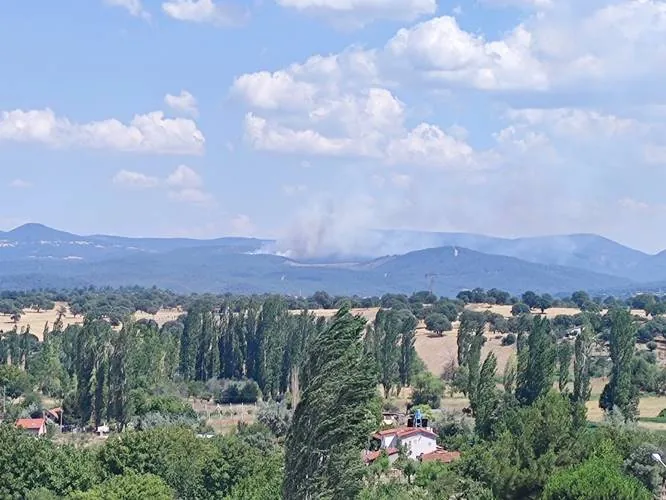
[16, 418, 45, 430]
[421, 449, 461, 463]
[364, 447, 399, 463]
[375, 427, 437, 440]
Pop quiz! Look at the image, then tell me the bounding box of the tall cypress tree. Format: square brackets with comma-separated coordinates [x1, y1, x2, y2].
[397, 311, 418, 396]
[572, 321, 592, 428]
[516, 316, 556, 406]
[284, 306, 377, 500]
[558, 341, 573, 393]
[600, 308, 639, 421]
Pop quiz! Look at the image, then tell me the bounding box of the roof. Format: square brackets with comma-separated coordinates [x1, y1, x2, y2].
[364, 447, 399, 463]
[421, 449, 461, 463]
[16, 418, 45, 430]
[374, 426, 437, 440]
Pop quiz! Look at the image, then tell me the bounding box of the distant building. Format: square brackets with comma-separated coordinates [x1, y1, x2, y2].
[16, 418, 47, 436]
[363, 447, 400, 465]
[373, 427, 438, 461]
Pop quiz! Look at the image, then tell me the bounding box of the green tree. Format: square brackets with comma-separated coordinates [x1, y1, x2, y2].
[600, 309, 639, 421]
[542, 454, 651, 500]
[369, 309, 401, 398]
[557, 341, 573, 393]
[411, 372, 444, 408]
[474, 353, 500, 438]
[69, 474, 174, 500]
[425, 313, 451, 336]
[571, 323, 592, 428]
[397, 312, 418, 396]
[283, 306, 377, 500]
[516, 316, 556, 406]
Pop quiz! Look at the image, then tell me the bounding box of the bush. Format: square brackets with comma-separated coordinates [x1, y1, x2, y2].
[647, 341, 658, 351]
[425, 313, 452, 336]
[501, 333, 517, 346]
[257, 402, 291, 437]
[69, 474, 174, 500]
[542, 454, 652, 499]
[411, 373, 444, 409]
[217, 381, 262, 405]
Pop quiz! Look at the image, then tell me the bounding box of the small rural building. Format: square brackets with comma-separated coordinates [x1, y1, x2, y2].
[420, 449, 461, 464]
[16, 418, 47, 436]
[373, 427, 438, 461]
[363, 447, 400, 465]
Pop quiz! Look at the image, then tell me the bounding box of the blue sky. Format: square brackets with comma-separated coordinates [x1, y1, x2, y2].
[2, 0, 666, 254]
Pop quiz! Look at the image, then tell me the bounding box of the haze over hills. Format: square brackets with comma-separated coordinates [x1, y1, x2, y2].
[2, 223, 666, 296]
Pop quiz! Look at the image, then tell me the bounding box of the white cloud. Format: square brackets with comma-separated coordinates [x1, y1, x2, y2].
[481, 0, 552, 8]
[9, 179, 32, 189]
[386, 123, 477, 169]
[164, 90, 198, 116]
[112, 170, 160, 189]
[232, 71, 316, 110]
[385, 17, 548, 91]
[168, 188, 214, 205]
[113, 166, 213, 205]
[162, 0, 247, 26]
[276, 0, 436, 27]
[104, 0, 150, 19]
[166, 165, 203, 188]
[0, 109, 205, 155]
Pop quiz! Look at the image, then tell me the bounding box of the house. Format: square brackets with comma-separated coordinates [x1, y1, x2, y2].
[421, 449, 461, 464]
[373, 426, 438, 461]
[363, 447, 400, 465]
[16, 418, 47, 436]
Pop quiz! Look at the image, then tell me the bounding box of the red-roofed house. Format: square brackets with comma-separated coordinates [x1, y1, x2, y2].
[16, 418, 47, 436]
[421, 449, 461, 464]
[373, 426, 438, 460]
[363, 447, 400, 465]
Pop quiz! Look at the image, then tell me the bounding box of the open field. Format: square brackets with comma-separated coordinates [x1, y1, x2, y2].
[0, 304, 184, 340]
[0, 302, 83, 340]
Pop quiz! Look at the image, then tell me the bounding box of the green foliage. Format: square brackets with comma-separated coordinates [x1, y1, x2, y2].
[410, 372, 444, 408]
[424, 313, 451, 336]
[0, 424, 98, 498]
[557, 341, 573, 393]
[501, 333, 516, 346]
[516, 316, 556, 406]
[542, 454, 651, 500]
[600, 308, 639, 421]
[69, 474, 174, 500]
[257, 401, 291, 437]
[284, 306, 377, 500]
[0, 363, 32, 397]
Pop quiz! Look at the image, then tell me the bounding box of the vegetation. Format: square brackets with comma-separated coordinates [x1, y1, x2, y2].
[4, 286, 666, 498]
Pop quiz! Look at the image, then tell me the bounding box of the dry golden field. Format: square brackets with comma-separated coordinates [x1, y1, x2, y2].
[0, 303, 184, 340]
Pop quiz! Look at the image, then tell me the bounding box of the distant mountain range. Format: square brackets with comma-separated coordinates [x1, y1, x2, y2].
[2, 223, 666, 297]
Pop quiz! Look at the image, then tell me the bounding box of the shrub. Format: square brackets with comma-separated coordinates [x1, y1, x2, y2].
[411, 373, 444, 409]
[647, 341, 658, 351]
[502, 333, 517, 346]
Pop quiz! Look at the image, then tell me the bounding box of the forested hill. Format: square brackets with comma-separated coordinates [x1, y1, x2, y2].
[3, 223, 666, 296]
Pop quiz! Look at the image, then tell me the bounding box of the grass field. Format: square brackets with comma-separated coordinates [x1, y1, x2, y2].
[0, 304, 184, 340]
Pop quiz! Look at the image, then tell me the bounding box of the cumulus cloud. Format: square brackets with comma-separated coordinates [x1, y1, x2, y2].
[275, 0, 436, 27]
[104, 0, 150, 19]
[164, 90, 198, 116]
[113, 170, 160, 189]
[162, 0, 248, 26]
[0, 109, 205, 155]
[166, 164, 203, 189]
[113, 166, 213, 205]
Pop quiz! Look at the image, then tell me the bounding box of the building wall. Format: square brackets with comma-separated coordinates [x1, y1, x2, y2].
[399, 435, 437, 460]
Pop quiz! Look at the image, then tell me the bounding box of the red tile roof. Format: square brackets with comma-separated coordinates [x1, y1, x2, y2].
[364, 447, 399, 463]
[16, 418, 45, 430]
[421, 449, 461, 463]
[374, 427, 437, 440]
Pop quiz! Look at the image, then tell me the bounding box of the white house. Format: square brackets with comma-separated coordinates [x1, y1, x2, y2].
[373, 427, 438, 461]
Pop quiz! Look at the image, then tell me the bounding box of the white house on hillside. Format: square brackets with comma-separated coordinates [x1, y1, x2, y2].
[374, 427, 438, 460]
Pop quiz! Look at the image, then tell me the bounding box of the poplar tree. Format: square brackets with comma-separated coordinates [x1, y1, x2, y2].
[516, 316, 556, 406]
[558, 342, 573, 393]
[600, 308, 639, 421]
[572, 321, 592, 428]
[284, 306, 377, 500]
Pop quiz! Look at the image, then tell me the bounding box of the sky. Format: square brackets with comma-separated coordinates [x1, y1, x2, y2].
[2, 0, 666, 255]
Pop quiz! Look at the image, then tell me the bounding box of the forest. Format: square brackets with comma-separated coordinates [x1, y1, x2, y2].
[2, 286, 666, 498]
